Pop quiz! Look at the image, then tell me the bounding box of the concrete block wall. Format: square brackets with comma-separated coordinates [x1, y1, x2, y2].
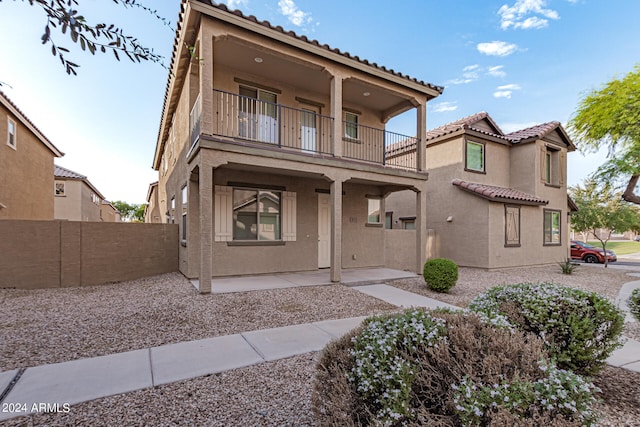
[0, 220, 179, 289]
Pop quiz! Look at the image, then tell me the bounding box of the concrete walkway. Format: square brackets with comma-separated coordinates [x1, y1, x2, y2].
[1, 272, 639, 421]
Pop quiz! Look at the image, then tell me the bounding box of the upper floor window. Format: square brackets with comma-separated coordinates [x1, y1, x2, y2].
[239, 85, 278, 143]
[543, 147, 560, 186]
[91, 193, 101, 205]
[344, 112, 359, 140]
[181, 185, 188, 205]
[465, 140, 485, 172]
[543, 209, 561, 245]
[55, 182, 65, 196]
[7, 118, 16, 149]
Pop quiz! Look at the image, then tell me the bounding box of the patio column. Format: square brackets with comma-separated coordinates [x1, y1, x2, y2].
[330, 73, 343, 158]
[198, 22, 214, 136]
[330, 178, 343, 282]
[199, 165, 213, 294]
[416, 100, 427, 172]
[416, 185, 427, 274]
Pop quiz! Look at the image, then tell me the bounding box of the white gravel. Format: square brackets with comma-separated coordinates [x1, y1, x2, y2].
[1, 265, 639, 426]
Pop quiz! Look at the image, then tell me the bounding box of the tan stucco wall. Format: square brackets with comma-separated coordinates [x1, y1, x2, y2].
[0, 107, 56, 220]
[0, 220, 179, 289]
[54, 179, 102, 221]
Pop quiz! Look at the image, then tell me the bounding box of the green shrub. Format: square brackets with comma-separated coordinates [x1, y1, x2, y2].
[313, 309, 598, 426]
[469, 282, 624, 376]
[423, 258, 458, 292]
[558, 258, 579, 275]
[629, 288, 640, 321]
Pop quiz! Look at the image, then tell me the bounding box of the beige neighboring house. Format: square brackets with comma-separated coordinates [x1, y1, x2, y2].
[386, 112, 575, 269]
[152, 1, 443, 291]
[54, 165, 116, 222]
[0, 91, 64, 219]
[144, 181, 161, 223]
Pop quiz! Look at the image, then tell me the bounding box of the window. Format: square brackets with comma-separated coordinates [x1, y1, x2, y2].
[239, 86, 278, 143]
[181, 185, 188, 241]
[465, 141, 484, 172]
[542, 146, 561, 185]
[545, 152, 552, 183]
[182, 213, 187, 241]
[344, 112, 358, 139]
[385, 212, 393, 229]
[233, 188, 281, 241]
[170, 196, 175, 224]
[7, 118, 16, 149]
[55, 182, 65, 196]
[181, 185, 187, 205]
[402, 218, 416, 230]
[543, 209, 561, 245]
[91, 193, 101, 205]
[505, 205, 520, 247]
[367, 198, 381, 224]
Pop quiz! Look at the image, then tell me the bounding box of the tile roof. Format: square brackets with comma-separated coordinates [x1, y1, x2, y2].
[0, 91, 64, 157]
[505, 121, 561, 142]
[452, 179, 548, 205]
[54, 165, 86, 179]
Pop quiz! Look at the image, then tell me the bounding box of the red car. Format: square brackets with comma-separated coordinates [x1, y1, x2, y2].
[570, 240, 617, 263]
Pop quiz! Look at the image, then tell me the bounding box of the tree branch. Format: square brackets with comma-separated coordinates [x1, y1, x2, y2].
[622, 175, 640, 204]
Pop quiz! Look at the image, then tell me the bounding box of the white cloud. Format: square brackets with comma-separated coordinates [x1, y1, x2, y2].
[498, 0, 560, 30]
[223, 0, 248, 9]
[487, 65, 506, 78]
[493, 83, 522, 99]
[477, 41, 518, 56]
[432, 102, 458, 113]
[278, 0, 312, 27]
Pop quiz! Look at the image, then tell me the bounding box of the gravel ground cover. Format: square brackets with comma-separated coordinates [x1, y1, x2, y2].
[0, 273, 396, 371]
[2, 266, 639, 426]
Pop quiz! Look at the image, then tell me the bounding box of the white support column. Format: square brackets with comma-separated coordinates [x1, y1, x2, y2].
[416, 101, 427, 172]
[330, 179, 343, 282]
[416, 186, 427, 274]
[330, 74, 343, 158]
[199, 165, 213, 294]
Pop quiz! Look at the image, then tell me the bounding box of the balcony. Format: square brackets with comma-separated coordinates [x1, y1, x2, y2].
[199, 90, 418, 171]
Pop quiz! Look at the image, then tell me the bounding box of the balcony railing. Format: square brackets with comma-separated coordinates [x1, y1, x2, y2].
[209, 89, 418, 171]
[189, 94, 202, 147]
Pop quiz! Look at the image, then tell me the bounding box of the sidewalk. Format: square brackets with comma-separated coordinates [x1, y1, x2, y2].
[1, 280, 639, 422]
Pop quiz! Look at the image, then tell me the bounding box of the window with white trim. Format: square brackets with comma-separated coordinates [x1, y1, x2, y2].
[465, 140, 484, 172]
[214, 185, 296, 242]
[367, 197, 382, 224]
[543, 209, 561, 245]
[344, 112, 359, 139]
[7, 118, 16, 149]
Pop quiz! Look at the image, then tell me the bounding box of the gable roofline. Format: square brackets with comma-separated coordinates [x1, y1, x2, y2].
[153, 0, 444, 169]
[54, 164, 106, 200]
[146, 181, 159, 203]
[505, 121, 576, 151]
[0, 91, 64, 158]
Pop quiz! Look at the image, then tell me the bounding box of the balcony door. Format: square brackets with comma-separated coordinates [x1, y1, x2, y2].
[301, 106, 320, 153]
[239, 86, 278, 144]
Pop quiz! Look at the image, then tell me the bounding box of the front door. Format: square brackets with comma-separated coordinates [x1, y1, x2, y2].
[301, 106, 320, 153]
[318, 193, 330, 268]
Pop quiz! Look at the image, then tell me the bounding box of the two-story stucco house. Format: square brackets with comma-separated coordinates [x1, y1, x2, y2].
[54, 165, 116, 222]
[152, 1, 443, 292]
[0, 91, 64, 219]
[386, 112, 575, 269]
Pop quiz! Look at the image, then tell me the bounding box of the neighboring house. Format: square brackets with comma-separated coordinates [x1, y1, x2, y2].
[100, 201, 122, 222]
[0, 91, 64, 219]
[144, 181, 161, 223]
[386, 112, 575, 269]
[152, 1, 443, 291]
[54, 165, 111, 222]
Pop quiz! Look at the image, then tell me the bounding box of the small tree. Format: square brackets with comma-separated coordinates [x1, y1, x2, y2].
[112, 200, 144, 222]
[569, 179, 639, 267]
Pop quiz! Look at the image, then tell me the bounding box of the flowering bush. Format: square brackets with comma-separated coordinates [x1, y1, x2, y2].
[469, 282, 624, 375]
[312, 309, 598, 426]
[629, 288, 640, 321]
[423, 258, 458, 292]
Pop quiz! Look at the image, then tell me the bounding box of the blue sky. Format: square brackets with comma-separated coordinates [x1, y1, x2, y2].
[1, 0, 639, 203]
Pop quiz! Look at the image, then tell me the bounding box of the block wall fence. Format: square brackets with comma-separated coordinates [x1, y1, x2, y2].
[0, 220, 179, 289]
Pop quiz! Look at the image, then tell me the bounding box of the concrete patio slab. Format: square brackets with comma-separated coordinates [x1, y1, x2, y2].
[607, 338, 640, 368]
[341, 268, 418, 285]
[0, 369, 18, 396]
[313, 316, 367, 338]
[276, 271, 332, 286]
[150, 334, 264, 386]
[354, 284, 459, 310]
[0, 349, 151, 421]
[242, 324, 334, 361]
[623, 361, 640, 373]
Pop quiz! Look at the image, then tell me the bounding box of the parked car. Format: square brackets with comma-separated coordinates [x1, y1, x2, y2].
[570, 240, 617, 263]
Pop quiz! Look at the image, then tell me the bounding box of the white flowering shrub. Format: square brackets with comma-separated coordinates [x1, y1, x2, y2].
[348, 310, 447, 424]
[629, 288, 640, 321]
[469, 282, 624, 375]
[313, 309, 598, 426]
[452, 360, 600, 426]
